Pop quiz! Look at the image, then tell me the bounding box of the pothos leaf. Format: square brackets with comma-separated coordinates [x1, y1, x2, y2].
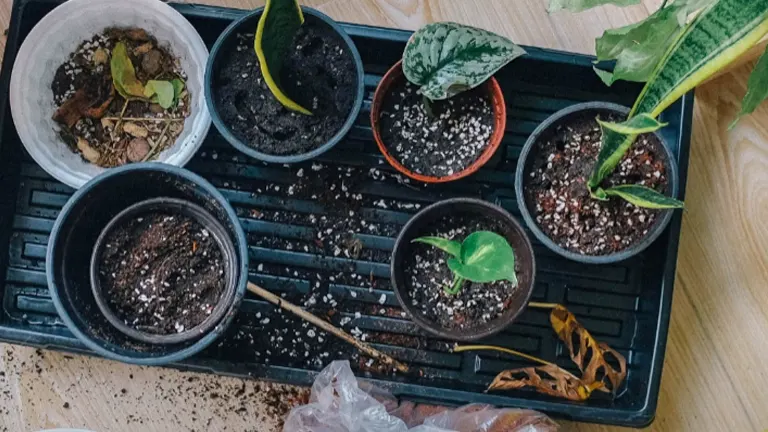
[402, 22, 526, 100]
[447, 231, 517, 285]
[171, 78, 185, 108]
[412, 236, 461, 258]
[588, 114, 666, 188]
[488, 364, 603, 401]
[144, 80, 175, 109]
[547, 0, 640, 13]
[255, 0, 312, 115]
[111, 42, 145, 99]
[602, 184, 684, 209]
[731, 43, 768, 129]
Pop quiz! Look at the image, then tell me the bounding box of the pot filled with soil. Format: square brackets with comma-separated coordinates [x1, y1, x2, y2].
[371, 22, 526, 183]
[515, 102, 683, 264]
[205, 5, 364, 163]
[391, 198, 536, 341]
[47, 164, 248, 365]
[10, 0, 210, 189]
[90, 197, 239, 345]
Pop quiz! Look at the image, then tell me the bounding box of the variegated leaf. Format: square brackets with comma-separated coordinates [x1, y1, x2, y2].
[548, 0, 640, 13]
[603, 184, 684, 209]
[403, 22, 525, 100]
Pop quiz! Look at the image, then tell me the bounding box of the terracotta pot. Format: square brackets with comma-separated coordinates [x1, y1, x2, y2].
[370, 61, 506, 183]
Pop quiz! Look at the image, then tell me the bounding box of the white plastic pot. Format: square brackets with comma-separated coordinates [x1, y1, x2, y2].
[10, 0, 211, 189]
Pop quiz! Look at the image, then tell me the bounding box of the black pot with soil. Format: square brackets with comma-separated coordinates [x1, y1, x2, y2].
[391, 198, 536, 341]
[515, 102, 680, 264]
[205, 7, 364, 164]
[47, 163, 248, 365]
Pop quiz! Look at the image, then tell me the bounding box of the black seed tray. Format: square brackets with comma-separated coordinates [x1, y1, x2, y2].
[0, 0, 694, 427]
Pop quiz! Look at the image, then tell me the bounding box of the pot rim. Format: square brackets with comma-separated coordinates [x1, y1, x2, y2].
[514, 101, 680, 264]
[204, 6, 365, 164]
[370, 61, 507, 183]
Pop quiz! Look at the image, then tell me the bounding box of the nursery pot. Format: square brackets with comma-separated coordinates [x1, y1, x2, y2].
[371, 61, 507, 183]
[205, 7, 365, 164]
[10, 0, 211, 189]
[514, 101, 680, 264]
[391, 198, 536, 341]
[47, 163, 248, 365]
[90, 197, 239, 345]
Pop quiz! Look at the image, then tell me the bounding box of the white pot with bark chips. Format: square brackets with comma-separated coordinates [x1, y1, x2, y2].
[10, 0, 210, 189]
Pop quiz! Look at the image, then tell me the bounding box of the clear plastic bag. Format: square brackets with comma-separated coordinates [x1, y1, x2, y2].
[283, 361, 558, 432]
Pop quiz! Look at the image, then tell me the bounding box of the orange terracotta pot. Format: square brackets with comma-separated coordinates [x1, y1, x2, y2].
[370, 60, 507, 183]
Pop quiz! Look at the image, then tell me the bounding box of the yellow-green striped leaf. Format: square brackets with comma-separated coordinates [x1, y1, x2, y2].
[632, 0, 768, 118]
[548, 0, 639, 13]
[603, 184, 684, 209]
[731, 43, 768, 128]
[588, 114, 665, 188]
[403, 22, 526, 100]
[412, 236, 461, 258]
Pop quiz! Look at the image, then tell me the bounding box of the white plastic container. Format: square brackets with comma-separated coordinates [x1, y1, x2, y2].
[10, 0, 211, 189]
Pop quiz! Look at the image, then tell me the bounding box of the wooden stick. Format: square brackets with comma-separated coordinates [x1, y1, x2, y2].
[247, 282, 410, 373]
[453, 344, 553, 366]
[142, 120, 173, 162]
[528, 302, 560, 310]
[103, 117, 185, 122]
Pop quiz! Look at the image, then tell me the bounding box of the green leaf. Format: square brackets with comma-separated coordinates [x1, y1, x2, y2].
[412, 236, 461, 258]
[603, 184, 684, 209]
[144, 80, 175, 109]
[171, 78, 185, 108]
[589, 114, 665, 188]
[111, 42, 145, 99]
[446, 231, 517, 286]
[548, 0, 640, 13]
[255, 0, 312, 115]
[402, 22, 526, 100]
[731, 43, 768, 129]
[632, 0, 768, 118]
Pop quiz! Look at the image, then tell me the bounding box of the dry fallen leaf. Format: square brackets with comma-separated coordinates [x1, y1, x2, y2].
[550, 305, 626, 394]
[53, 90, 91, 128]
[489, 364, 603, 402]
[123, 122, 148, 138]
[76, 137, 101, 164]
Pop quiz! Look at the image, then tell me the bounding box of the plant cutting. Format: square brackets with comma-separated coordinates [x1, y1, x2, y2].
[391, 198, 536, 341]
[205, 0, 364, 163]
[371, 22, 525, 183]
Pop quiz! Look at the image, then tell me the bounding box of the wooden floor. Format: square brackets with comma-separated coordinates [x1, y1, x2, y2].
[1, 0, 767, 431]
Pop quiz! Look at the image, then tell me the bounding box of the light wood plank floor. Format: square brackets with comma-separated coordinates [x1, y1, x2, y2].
[0, 1, 766, 431]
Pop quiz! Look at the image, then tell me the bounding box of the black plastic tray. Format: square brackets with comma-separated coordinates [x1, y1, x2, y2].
[0, 0, 694, 427]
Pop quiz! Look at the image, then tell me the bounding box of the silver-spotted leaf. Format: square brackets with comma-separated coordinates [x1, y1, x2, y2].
[731, 44, 768, 129]
[446, 231, 517, 286]
[144, 80, 175, 109]
[111, 42, 145, 99]
[548, 0, 639, 13]
[604, 184, 684, 209]
[589, 114, 665, 188]
[412, 236, 461, 258]
[403, 22, 525, 100]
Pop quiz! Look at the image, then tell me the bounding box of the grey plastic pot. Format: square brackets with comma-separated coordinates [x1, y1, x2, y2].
[204, 7, 364, 164]
[514, 101, 680, 264]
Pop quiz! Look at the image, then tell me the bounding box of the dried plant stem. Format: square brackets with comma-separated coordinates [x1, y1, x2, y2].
[112, 99, 133, 139]
[247, 282, 409, 373]
[528, 302, 560, 310]
[142, 120, 172, 162]
[453, 345, 553, 366]
[103, 117, 185, 122]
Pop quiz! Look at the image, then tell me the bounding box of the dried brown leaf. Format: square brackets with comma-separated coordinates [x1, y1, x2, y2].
[550, 305, 627, 393]
[489, 364, 602, 402]
[53, 90, 91, 128]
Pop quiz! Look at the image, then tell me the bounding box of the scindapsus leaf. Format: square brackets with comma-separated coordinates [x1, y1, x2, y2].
[412, 236, 461, 258]
[402, 22, 525, 100]
[547, 0, 639, 13]
[144, 80, 175, 109]
[603, 184, 684, 209]
[171, 78, 185, 108]
[589, 114, 665, 188]
[731, 44, 768, 129]
[111, 42, 145, 99]
[255, 0, 312, 115]
[446, 231, 517, 286]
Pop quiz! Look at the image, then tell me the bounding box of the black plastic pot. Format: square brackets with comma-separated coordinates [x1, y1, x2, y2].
[391, 198, 536, 341]
[90, 197, 239, 345]
[47, 163, 248, 365]
[514, 101, 680, 264]
[204, 7, 365, 164]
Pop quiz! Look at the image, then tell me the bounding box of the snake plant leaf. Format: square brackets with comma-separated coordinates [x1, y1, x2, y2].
[589, 114, 666, 188]
[632, 0, 768, 118]
[602, 184, 684, 209]
[402, 22, 526, 100]
[731, 44, 768, 129]
[255, 0, 312, 115]
[111, 42, 145, 99]
[144, 80, 175, 109]
[548, 0, 639, 13]
[412, 236, 461, 258]
[446, 231, 517, 286]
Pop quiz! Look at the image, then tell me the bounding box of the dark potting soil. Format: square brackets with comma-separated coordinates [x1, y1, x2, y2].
[379, 79, 493, 178]
[51, 28, 190, 168]
[403, 214, 519, 331]
[524, 112, 670, 255]
[212, 21, 357, 156]
[97, 213, 226, 335]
